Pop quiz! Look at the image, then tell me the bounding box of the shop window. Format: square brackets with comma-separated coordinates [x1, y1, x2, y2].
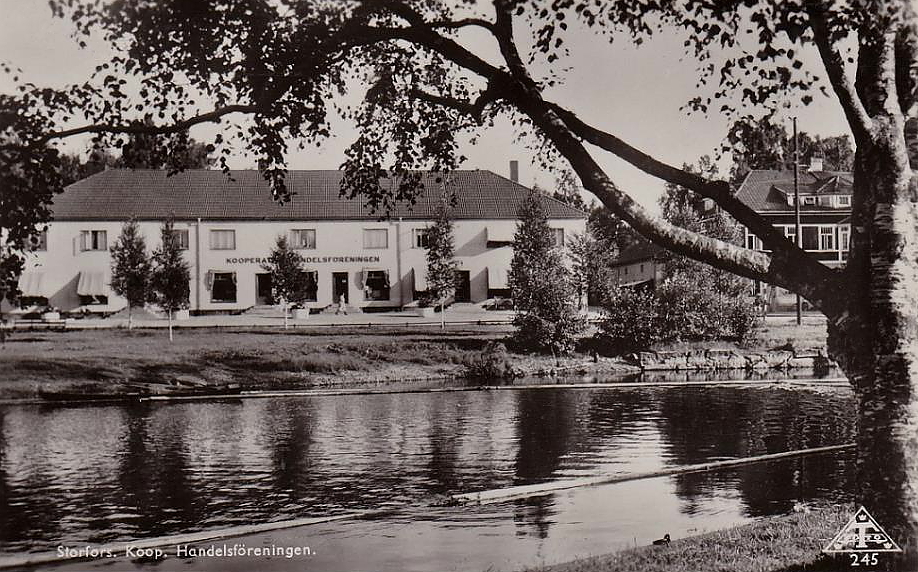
[168, 229, 189, 250]
[363, 270, 390, 301]
[301, 271, 318, 302]
[30, 230, 48, 251]
[363, 229, 388, 249]
[413, 229, 429, 248]
[551, 228, 565, 247]
[210, 229, 236, 250]
[79, 230, 107, 251]
[210, 272, 237, 303]
[801, 226, 819, 250]
[291, 229, 316, 249]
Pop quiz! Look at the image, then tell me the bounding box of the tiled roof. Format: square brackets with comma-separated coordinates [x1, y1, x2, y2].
[734, 169, 853, 212]
[612, 240, 665, 266]
[52, 169, 587, 221]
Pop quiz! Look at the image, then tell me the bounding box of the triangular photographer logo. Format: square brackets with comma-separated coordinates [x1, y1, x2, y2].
[823, 506, 903, 553]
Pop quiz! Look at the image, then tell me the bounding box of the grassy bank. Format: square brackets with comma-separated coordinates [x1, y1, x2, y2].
[525, 504, 853, 572]
[0, 318, 831, 400]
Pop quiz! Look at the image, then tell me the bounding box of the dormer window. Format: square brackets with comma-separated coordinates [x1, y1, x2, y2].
[837, 195, 851, 207]
[803, 196, 817, 206]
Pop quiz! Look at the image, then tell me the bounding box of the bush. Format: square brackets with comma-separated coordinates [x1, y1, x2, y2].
[599, 282, 761, 352]
[597, 287, 663, 352]
[463, 341, 516, 380]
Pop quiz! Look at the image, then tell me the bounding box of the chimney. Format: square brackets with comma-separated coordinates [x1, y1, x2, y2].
[509, 160, 519, 183]
[808, 156, 824, 172]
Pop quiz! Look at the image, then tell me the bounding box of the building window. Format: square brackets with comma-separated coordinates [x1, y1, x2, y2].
[782, 226, 797, 246]
[30, 230, 48, 251]
[363, 270, 390, 300]
[210, 272, 237, 303]
[551, 228, 565, 247]
[413, 229, 429, 248]
[80, 230, 107, 251]
[363, 229, 388, 249]
[801, 226, 819, 250]
[168, 229, 190, 250]
[640, 264, 645, 273]
[803, 196, 817, 206]
[301, 271, 318, 302]
[745, 233, 763, 251]
[819, 226, 836, 250]
[210, 230, 236, 250]
[291, 229, 316, 250]
[840, 226, 851, 252]
[837, 195, 851, 207]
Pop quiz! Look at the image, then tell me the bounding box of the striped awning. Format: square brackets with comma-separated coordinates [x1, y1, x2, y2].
[487, 266, 509, 289]
[77, 271, 109, 296]
[18, 272, 45, 297]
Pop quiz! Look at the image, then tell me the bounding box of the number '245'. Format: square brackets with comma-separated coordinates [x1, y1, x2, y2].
[850, 552, 878, 567]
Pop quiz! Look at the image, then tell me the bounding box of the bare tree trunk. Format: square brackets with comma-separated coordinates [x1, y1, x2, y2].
[440, 301, 445, 330]
[128, 306, 133, 331]
[168, 308, 173, 342]
[283, 301, 289, 330]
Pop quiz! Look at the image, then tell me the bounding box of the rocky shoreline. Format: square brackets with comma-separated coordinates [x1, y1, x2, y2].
[632, 348, 835, 372]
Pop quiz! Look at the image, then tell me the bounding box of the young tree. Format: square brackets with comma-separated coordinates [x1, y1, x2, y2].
[7, 1, 918, 559]
[261, 235, 308, 330]
[149, 220, 190, 342]
[510, 191, 583, 356]
[423, 201, 457, 329]
[109, 219, 152, 330]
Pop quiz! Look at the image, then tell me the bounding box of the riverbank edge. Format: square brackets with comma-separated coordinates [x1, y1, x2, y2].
[522, 504, 854, 572]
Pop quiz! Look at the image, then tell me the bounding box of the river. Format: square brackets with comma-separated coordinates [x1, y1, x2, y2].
[0, 381, 855, 570]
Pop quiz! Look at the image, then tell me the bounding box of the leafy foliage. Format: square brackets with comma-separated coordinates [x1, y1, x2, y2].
[109, 219, 152, 312]
[727, 117, 854, 183]
[261, 235, 309, 308]
[510, 191, 584, 354]
[149, 220, 191, 314]
[422, 199, 457, 308]
[462, 341, 516, 380]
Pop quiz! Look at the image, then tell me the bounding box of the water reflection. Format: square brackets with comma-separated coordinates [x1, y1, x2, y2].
[0, 385, 854, 554]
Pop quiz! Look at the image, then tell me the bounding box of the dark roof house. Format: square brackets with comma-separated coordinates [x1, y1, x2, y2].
[734, 169, 853, 214]
[51, 169, 587, 221]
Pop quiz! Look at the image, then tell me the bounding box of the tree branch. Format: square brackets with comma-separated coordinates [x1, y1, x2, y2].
[409, 86, 499, 121]
[807, 5, 874, 145]
[544, 101, 838, 290]
[34, 104, 260, 146]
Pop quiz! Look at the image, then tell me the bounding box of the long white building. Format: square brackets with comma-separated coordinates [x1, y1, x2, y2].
[7, 169, 586, 315]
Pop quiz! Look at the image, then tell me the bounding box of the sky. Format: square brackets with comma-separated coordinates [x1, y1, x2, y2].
[0, 0, 853, 211]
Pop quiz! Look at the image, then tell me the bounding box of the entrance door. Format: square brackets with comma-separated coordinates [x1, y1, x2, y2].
[256, 273, 273, 305]
[333, 272, 349, 303]
[454, 270, 471, 303]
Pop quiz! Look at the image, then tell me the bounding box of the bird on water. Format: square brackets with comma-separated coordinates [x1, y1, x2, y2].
[653, 533, 671, 546]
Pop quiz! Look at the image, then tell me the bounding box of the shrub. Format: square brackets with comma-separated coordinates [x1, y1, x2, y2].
[598, 287, 663, 352]
[463, 341, 516, 380]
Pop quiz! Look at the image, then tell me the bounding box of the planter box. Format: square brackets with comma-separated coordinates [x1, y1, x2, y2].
[42, 311, 60, 321]
[174, 309, 190, 321]
[292, 308, 310, 320]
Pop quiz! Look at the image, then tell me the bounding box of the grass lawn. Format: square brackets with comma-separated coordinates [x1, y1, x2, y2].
[524, 504, 856, 572]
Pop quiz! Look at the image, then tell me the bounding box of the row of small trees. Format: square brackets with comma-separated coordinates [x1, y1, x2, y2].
[109, 219, 190, 341]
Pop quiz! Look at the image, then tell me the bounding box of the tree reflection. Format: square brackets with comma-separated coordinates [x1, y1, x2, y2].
[656, 387, 855, 516]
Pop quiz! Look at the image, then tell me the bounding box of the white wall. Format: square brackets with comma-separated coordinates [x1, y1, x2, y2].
[13, 217, 586, 313]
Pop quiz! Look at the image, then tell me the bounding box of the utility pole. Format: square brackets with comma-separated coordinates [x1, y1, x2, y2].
[793, 118, 803, 326]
